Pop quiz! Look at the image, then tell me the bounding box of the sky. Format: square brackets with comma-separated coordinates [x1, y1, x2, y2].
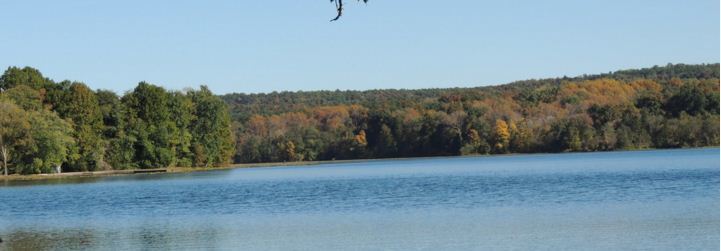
[0, 0, 718, 95]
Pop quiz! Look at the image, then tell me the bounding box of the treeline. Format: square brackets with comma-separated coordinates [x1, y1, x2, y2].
[223, 63, 720, 163]
[1, 64, 718, 175]
[0, 67, 234, 175]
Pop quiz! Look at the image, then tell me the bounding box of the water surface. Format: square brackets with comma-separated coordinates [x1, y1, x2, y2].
[1, 148, 718, 250]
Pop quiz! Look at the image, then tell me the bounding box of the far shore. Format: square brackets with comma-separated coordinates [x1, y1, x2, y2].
[1, 147, 716, 182]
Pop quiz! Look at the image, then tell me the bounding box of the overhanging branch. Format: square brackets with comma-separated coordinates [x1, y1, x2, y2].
[330, 0, 368, 22]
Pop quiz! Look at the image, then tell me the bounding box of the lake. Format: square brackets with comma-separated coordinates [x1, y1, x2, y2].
[0, 148, 718, 250]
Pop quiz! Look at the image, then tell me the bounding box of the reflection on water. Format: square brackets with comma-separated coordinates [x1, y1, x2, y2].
[3, 225, 225, 250]
[5, 229, 97, 251]
[0, 148, 718, 250]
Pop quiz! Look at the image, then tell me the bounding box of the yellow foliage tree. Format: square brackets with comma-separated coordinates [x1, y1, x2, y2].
[284, 141, 297, 162]
[494, 119, 510, 153]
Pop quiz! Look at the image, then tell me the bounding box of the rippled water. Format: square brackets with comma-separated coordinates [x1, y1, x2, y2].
[0, 148, 718, 250]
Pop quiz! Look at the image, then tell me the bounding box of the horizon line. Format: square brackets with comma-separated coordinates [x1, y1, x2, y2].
[4, 62, 718, 96]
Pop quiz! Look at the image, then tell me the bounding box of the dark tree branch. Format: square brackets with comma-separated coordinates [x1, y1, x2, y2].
[330, 0, 367, 22]
[330, 0, 343, 21]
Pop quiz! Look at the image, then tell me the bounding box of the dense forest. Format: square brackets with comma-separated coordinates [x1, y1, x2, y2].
[0, 67, 234, 175]
[223, 63, 720, 163]
[0, 63, 718, 175]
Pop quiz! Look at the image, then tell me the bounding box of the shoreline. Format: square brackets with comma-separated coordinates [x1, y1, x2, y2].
[1, 147, 716, 182]
[0, 159, 366, 182]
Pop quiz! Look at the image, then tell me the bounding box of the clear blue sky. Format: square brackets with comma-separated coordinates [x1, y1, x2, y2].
[1, 0, 718, 94]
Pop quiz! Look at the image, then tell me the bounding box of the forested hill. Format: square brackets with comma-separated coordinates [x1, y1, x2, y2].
[222, 63, 719, 163]
[222, 63, 720, 119]
[0, 64, 718, 175]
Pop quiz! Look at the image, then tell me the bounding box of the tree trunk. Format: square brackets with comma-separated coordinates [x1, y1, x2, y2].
[1, 146, 7, 176]
[0, 133, 6, 176]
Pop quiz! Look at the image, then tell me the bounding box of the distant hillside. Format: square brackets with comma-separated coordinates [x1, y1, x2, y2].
[221, 63, 719, 121]
[222, 63, 719, 163]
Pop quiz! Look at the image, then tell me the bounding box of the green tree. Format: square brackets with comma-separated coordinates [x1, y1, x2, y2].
[509, 121, 532, 153]
[587, 104, 618, 130]
[635, 94, 662, 115]
[169, 91, 195, 167]
[664, 84, 709, 116]
[53, 82, 105, 171]
[96, 90, 123, 139]
[461, 128, 482, 154]
[25, 110, 76, 174]
[96, 89, 136, 169]
[189, 86, 235, 167]
[0, 101, 31, 175]
[2, 85, 43, 111]
[0, 66, 52, 92]
[547, 118, 592, 152]
[122, 82, 178, 168]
